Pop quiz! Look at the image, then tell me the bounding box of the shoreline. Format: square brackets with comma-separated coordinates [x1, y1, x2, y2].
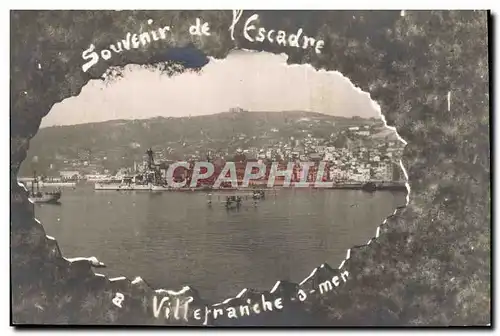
[92, 181, 407, 192]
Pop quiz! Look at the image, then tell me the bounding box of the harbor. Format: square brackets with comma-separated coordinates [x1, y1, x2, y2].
[19, 172, 62, 204]
[17, 72, 410, 304]
[18, 150, 406, 205]
[23, 147, 408, 299]
[86, 149, 407, 193]
[36, 183, 407, 302]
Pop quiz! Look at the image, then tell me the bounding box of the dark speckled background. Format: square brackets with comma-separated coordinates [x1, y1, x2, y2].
[10, 10, 490, 326]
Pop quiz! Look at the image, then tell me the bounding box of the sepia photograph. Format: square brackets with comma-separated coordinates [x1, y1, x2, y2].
[9, 9, 490, 327]
[20, 50, 408, 304]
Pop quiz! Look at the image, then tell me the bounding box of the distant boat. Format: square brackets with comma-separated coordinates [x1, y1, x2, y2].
[361, 182, 377, 193]
[23, 171, 62, 204]
[94, 181, 153, 191]
[29, 190, 62, 204]
[252, 190, 265, 200]
[225, 196, 242, 209]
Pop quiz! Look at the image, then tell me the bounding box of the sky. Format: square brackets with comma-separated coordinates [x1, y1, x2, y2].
[40, 50, 381, 128]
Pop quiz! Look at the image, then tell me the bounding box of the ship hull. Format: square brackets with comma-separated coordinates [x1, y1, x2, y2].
[150, 185, 171, 191]
[151, 186, 237, 192]
[94, 183, 153, 191]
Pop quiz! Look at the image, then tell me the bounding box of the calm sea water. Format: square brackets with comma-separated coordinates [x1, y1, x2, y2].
[36, 184, 406, 302]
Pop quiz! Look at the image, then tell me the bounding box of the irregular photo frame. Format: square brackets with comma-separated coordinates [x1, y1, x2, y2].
[10, 10, 490, 326]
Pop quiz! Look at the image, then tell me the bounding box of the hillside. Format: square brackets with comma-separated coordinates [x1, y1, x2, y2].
[20, 111, 388, 175]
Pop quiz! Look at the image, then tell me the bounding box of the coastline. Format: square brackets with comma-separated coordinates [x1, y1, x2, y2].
[92, 181, 407, 192]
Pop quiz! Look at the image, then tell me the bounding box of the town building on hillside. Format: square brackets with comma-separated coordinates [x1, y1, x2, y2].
[349, 167, 370, 182]
[229, 107, 246, 113]
[59, 170, 81, 180]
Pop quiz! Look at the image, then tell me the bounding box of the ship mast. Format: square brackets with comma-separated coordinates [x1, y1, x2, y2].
[31, 156, 38, 194]
[145, 148, 162, 184]
[146, 148, 154, 170]
[32, 170, 40, 193]
[32, 170, 35, 194]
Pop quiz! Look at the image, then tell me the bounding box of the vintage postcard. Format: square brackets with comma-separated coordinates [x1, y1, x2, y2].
[9, 10, 490, 327]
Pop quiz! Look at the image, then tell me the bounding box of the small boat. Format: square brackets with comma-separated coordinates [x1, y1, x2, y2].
[25, 171, 62, 204]
[29, 190, 62, 204]
[95, 182, 153, 191]
[361, 182, 377, 193]
[252, 190, 265, 200]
